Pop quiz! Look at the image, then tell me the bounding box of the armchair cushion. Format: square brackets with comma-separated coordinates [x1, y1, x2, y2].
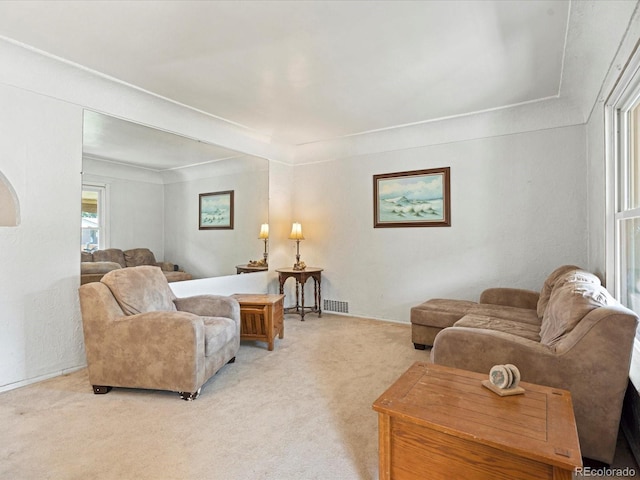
[101, 265, 177, 315]
[203, 317, 238, 357]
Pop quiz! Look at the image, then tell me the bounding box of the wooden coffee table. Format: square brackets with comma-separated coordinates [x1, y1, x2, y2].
[372, 362, 582, 480]
[232, 294, 284, 351]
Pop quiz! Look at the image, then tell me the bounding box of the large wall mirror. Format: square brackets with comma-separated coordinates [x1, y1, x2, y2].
[81, 110, 269, 279]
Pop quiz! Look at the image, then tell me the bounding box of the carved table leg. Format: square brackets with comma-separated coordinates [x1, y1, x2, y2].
[300, 279, 306, 321]
[317, 276, 322, 317]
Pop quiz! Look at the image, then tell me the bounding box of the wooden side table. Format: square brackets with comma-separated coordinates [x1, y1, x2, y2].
[231, 294, 284, 351]
[373, 362, 582, 480]
[276, 267, 322, 321]
[235, 264, 268, 274]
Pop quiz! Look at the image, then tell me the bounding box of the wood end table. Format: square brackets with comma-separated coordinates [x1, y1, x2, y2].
[276, 267, 323, 321]
[232, 293, 284, 351]
[372, 362, 582, 480]
[235, 264, 268, 274]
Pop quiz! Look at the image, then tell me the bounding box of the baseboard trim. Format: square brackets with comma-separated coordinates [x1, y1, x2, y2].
[0, 365, 86, 394]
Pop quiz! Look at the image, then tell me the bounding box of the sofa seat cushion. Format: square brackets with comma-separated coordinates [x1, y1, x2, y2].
[468, 304, 541, 326]
[102, 265, 177, 315]
[81, 261, 122, 275]
[454, 314, 541, 342]
[203, 317, 237, 357]
[124, 248, 157, 268]
[411, 299, 477, 329]
[540, 281, 615, 346]
[92, 248, 127, 267]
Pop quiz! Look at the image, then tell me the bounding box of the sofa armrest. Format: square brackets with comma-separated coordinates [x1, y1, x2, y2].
[479, 288, 539, 310]
[155, 261, 175, 272]
[431, 326, 554, 381]
[174, 295, 240, 325]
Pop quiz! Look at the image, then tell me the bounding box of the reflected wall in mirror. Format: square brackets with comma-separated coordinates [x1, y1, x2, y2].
[82, 110, 269, 279]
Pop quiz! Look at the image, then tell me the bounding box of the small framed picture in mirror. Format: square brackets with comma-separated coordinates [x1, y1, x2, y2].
[199, 190, 234, 230]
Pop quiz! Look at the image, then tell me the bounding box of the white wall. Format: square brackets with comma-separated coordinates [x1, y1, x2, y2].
[293, 123, 588, 322]
[0, 83, 85, 391]
[164, 166, 269, 278]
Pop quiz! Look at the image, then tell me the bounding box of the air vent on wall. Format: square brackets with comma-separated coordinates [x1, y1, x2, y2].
[324, 299, 349, 314]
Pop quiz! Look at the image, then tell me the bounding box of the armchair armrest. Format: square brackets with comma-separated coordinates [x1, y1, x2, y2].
[479, 287, 539, 310]
[174, 295, 240, 324]
[96, 311, 206, 392]
[110, 311, 205, 364]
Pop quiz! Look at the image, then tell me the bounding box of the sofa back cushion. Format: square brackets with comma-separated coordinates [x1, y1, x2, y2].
[536, 265, 582, 318]
[92, 248, 126, 268]
[101, 265, 177, 315]
[81, 251, 93, 262]
[540, 280, 614, 346]
[124, 248, 157, 268]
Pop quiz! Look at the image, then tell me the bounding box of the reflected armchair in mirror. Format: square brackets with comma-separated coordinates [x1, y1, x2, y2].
[81, 247, 192, 284]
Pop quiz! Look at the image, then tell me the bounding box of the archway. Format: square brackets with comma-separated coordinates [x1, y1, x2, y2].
[0, 171, 20, 226]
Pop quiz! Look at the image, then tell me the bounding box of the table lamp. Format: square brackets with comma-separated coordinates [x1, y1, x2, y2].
[289, 222, 305, 270]
[259, 223, 269, 265]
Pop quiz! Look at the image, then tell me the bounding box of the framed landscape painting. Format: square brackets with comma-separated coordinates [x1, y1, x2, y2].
[199, 190, 234, 230]
[373, 167, 450, 228]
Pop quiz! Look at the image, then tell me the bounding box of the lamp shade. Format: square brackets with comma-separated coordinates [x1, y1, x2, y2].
[289, 222, 304, 240]
[259, 223, 269, 239]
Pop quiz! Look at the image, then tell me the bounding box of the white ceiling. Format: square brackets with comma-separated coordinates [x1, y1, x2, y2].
[0, 0, 636, 167]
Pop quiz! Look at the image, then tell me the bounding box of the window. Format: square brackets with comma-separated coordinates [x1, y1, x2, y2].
[607, 48, 640, 359]
[81, 183, 107, 252]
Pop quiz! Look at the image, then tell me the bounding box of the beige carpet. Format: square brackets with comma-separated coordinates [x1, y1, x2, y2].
[0, 314, 427, 480]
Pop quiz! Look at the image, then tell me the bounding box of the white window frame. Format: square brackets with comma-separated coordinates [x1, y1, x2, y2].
[81, 182, 109, 250]
[606, 48, 640, 298]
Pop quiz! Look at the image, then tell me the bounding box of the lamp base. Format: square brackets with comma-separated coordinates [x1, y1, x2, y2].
[293, 261, 306, 271]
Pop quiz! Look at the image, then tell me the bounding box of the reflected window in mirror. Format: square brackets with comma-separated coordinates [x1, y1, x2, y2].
[81, 183, 108, 252]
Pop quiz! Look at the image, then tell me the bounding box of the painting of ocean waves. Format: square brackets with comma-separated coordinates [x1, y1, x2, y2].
[379, 196, 444, 222]
[199, 190, 234, 229]
[374, 167, 450, 227]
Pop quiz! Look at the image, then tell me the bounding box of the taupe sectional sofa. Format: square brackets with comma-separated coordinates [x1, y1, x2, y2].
[413, 265, 638, 464]
[81, 247, 192, 284]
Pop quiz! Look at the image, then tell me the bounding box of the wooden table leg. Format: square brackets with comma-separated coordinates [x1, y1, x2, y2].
[317, 276, 322, 317]
[300, 279, 306, 321]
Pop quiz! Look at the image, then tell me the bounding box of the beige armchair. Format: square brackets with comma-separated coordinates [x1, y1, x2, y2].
[78, 265, 240, 400]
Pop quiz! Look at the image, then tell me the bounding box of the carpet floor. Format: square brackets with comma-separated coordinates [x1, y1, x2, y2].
[2, 313, 637, 479]
[0, 314, 426, 480]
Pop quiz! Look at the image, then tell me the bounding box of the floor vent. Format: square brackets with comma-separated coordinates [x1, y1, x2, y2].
[324, 299, 349, 314]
